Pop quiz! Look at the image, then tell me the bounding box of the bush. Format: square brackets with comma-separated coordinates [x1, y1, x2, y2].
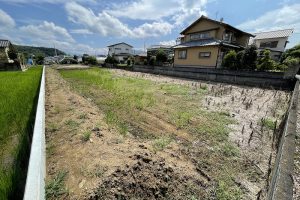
[236, 51, 244, 69]
[281, 44, 300, 62]
[242, 45, 257, 70]
[222, 50, 237, 69]
[149, 56, 156, 66]
[257, 50, 276, 71]
[105, 55, 118, 64]
[85, 56, 97, 65]
[156, 49, 168, 65]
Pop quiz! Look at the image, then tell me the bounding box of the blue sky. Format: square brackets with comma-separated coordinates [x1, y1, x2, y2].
[0, 0, 299, 55]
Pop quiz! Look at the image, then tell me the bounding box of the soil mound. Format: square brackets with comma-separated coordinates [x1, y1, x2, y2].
[88, 153, 207, 200]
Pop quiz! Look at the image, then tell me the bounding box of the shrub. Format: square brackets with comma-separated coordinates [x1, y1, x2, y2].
[85, 56, 97, 65]
[236, 51, 244, 69]
[156, 49, 168, 65]
[222, 50, 237, 69]
[257, 50, 276, 71]
[149, 56, 156, 66]
[242, 45, 257, 70]
[105, 55, 118, 64]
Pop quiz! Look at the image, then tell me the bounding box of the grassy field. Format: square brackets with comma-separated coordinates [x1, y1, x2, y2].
[0, 67, 42, 199]
[60, 68, 243, 199]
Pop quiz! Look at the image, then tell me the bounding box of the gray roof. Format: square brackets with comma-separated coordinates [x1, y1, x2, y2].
[147, 44, 172, 50]
[107, 42, 133, 48]
[172, 39, 241, 49]
[253, 29, 294, 40]
[0, 40, 11, 48]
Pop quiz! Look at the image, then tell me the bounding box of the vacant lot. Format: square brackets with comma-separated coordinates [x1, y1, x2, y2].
[0, 67, 42, 199]
[46, 67, 290, 200]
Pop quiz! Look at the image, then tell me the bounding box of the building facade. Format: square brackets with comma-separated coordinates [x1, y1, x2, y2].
[108, 42, 133, 63]
[173, 16, 253, 68]
[0, 40, 13, 65]
[249, 29, 294, 61]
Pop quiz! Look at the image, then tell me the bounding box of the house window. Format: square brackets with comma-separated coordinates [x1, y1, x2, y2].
[199, 52, 211, 58]
[260, 41, 278, 48]
[178, 50, 187, 59]
[115, 48, 121, 50]
[126, 48, 129, 50]
[223, 32, 232, 42]
[190, 32, 210, 40]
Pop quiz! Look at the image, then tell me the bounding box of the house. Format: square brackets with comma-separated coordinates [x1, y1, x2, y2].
[173, 15, 254, 68]
[134, 52, 147, 65]
[0, 40, 14, 65]
[108, 42, 133, 63]
[249, 29, 294, 61]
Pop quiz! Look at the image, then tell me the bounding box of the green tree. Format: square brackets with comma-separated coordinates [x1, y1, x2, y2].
[281, 44, 300, 61]
[156, 49, 168, 65]
[257, 50, 276, 71]
[35, 54, 45, 65]
[222, 50, 237, 69]
[8, 47, 18, 60]
[242, 45, 257, 70]
[149, 56, 156, 66]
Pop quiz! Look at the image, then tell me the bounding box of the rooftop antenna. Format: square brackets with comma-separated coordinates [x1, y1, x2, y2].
[220, 17, 224, 22]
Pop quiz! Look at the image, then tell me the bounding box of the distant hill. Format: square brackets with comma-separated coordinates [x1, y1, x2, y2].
[14, 45, 66, 57]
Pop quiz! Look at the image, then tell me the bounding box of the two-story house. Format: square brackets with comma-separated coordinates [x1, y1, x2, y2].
[173, 15, 253, 68]
[107, 42, 133, 63]
[249, 29, 294, 61]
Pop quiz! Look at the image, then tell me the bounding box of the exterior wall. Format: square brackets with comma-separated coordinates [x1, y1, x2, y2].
[0, 47, 9, 64]
[108, 43, 133, 56]
[184, 29, 219, 43]
[254, 37, 288, 52]
[174, 46, 219, 68]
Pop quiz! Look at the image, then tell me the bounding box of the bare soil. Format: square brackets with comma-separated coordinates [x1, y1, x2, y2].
[46, 67, 290, 199]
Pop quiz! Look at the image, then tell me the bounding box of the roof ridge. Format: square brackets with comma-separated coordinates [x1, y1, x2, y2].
[254, 28, 294, 34]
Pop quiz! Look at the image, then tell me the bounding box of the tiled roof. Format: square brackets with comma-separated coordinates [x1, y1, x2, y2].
[107, 42, 133, 48]
[0, 40, 11, 48]
[172, 39, 241, 49]
[253, 29, 294, 39]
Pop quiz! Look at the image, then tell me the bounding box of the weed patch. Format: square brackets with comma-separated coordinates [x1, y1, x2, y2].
[46, 171, 68, 199]
[152, 136, 172, 151]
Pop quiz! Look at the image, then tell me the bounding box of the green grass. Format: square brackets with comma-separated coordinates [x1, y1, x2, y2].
[0, 66, 42, 199]
[260, 117, 276, 130]
[152, 136, 172, 151]
[81, 131, 91, 142]
[45, 170, 68, 199]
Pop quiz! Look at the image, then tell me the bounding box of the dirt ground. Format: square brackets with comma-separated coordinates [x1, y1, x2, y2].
[46, 67, 290, 199]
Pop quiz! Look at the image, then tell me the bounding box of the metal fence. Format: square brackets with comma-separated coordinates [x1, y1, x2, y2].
[23, 66, 45, 200]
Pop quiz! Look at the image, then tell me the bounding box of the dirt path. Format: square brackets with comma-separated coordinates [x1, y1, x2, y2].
[45, 68, 203, 199]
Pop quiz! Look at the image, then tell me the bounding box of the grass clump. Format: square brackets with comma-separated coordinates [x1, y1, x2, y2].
[45, 171, 68, 199]
[65, 119, 79, 129]
[152, 136, 172, 151]
[174, 111, 192, 129]
[0, 66, 42, 199]
[261, 118, 276, 130]
[81, 131, 91, 142]
[216, 176, 242, 200]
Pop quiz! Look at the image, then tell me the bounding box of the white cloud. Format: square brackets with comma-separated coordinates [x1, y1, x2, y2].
[0, 9, 15, 29]
[19, 21, 75, 42]
[237, 4, 300, 33]
[65, 2, 173, 38]
[108, 0, 208, 25]
[70, 29, 93, 34]
[159, 40, 177, 46]
[0, 0, 97, 4]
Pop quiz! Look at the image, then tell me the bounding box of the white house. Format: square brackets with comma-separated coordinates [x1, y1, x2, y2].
[107, 42, 133, 62]
[249, 29, 294, 61]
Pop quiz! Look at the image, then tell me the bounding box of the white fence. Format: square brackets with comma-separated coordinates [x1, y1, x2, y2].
[23, 66, 46, 200]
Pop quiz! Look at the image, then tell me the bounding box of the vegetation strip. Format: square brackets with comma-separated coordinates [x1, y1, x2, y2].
[0, 66, 42, 199]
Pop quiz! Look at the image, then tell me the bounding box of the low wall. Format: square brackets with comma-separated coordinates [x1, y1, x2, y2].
[267, 79, 299, 200]
[133, 65, 295, 90]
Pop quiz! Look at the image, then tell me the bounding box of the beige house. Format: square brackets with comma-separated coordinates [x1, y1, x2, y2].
[173, 16, 253, 68]
[249, 29, 294, 61]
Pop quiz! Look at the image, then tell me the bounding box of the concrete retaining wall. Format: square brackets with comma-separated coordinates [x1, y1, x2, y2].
[267, 79, 299, 200]
[133, 65, 295, 90]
